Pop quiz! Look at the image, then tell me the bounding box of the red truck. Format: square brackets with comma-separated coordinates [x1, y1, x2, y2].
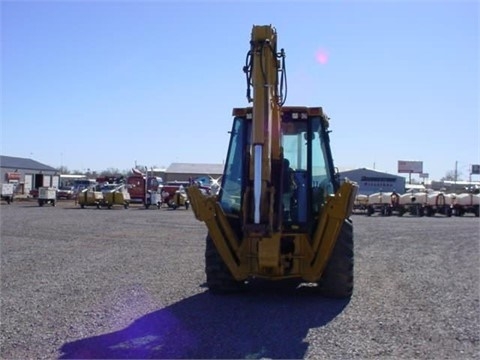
[126, 172, 163, 205]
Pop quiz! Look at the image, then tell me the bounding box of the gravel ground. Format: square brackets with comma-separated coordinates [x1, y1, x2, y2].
[1, 200, 479, 359]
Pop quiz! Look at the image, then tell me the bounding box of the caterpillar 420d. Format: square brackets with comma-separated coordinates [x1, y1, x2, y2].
[187, 25, 358, 298]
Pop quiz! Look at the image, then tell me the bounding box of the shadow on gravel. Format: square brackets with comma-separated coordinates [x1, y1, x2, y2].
[59, 282, 349, 359]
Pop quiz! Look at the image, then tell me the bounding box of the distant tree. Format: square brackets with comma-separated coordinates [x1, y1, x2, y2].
[98, 168, 128, 177]
[79, 170, 98, 179]
[69, 167, 130, 178]
[441, 170, 463, 181]
[56, 166, 70, 174]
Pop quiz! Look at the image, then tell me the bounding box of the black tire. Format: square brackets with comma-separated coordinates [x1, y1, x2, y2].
[316, 219, 354, 299]
[205, 234, 244, 294]
[418, 207, 425, 217]
[367, 206, 374, 216]
[185, 202, 190, 210]
[81, 204, 85, 209]
[446, 207, 452, 217]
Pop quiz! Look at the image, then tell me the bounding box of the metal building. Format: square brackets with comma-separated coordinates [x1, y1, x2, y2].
[163, 163, 224, 184]
[0, 155, 59, 195]
[339, 168, 406, 195]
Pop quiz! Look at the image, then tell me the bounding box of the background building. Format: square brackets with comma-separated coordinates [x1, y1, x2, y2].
[163, 163, 224, 183]
[339, 168, 406, 195]
[0, 155, 59, 195]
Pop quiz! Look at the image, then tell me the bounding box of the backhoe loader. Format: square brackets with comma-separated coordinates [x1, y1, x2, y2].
[187, 25, 358, 298]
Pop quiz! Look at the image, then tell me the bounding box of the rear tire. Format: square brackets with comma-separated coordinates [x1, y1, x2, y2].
[316, 219, 354, 299]
[205, 234, 244, 294]
[367, 206, 374, 216]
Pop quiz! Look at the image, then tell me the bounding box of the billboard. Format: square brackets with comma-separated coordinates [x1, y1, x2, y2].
[472, 164, 480, 175]
[398, 160, 423, 174]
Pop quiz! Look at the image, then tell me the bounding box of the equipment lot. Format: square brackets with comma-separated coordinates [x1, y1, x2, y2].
[1, 201, 479, 359]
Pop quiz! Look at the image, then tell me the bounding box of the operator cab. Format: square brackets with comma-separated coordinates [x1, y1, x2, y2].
[219, 106, 337, 230]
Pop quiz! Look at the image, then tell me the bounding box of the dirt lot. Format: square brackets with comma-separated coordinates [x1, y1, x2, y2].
[1, 200, 479, 359]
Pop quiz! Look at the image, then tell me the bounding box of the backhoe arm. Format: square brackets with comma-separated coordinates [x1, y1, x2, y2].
[245, 25, 284, 226]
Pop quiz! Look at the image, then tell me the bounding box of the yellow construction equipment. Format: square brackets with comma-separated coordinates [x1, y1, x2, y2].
[187, 25, 358, 297]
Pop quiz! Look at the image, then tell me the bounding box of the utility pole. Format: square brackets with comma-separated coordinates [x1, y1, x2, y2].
[454, 160, 458, 191]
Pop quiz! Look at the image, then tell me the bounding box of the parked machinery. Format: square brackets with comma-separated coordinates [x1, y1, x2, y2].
[366, 191, 400, 216]
[423, 192, 454, 217]
[353, 194, 368, 214]
[452, 193, 480, 217]
[169, 186, 190, 210]
[397, 190, 454, 217]
[146, 190, 163, 209]
[77, 186, 104, 209]
[161, 184, 190, 210]
[398, 191, 427, 216]
[100, 183, 131, 209]
[186, 25, 358, 296]
[126, 169, 163, 206]
[1, 183, 14, 204]
[38, 187, 57, 207]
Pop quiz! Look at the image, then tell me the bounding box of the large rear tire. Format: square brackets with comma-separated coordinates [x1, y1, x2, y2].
[317, 219, 354, 299]
[205, 234, 244, 294]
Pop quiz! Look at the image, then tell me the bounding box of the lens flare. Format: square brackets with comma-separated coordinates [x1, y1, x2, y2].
[315, 49, 329, 65]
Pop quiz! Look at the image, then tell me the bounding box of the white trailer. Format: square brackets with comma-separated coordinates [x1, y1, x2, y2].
[366, 191, 401, 216]
[38, 187, 57, 207]
[1, 183, 14, 204]
[453, 193, 480, 217]
[398, 191, 430, 216]
[423, 192, 454, 217]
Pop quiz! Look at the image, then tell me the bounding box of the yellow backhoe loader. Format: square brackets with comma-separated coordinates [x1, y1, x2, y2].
[187, 25, 358, 297]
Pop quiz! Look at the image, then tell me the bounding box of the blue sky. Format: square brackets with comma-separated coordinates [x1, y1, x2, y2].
[1, 0, 478, 181]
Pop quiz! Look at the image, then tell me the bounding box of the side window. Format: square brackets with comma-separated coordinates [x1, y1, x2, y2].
[219, 117, 247, 214]
[311, 117, 334, 214]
